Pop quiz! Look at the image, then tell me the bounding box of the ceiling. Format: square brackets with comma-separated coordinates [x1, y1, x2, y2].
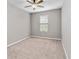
[8, 0, 64, 13]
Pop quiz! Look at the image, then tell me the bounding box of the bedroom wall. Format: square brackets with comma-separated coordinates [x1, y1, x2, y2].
[7, 2, 31, 45]
[31, 9, 61, 39]
[61, 0, 71, 59]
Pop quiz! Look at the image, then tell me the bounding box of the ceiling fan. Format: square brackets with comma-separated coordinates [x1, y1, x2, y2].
[24, 0, 44, 10]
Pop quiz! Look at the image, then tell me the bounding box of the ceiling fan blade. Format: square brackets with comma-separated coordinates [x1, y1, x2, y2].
[27, 0, 33, 4]
[36, 0, 43, 4]
[24, 5, 32, 8]
[37, 5, 44, 8]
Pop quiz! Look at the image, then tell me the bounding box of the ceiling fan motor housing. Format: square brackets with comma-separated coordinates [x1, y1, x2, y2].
[27, 0, 43, 4]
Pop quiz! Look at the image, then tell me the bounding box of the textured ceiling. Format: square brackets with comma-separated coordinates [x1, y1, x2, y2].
[8, 0, 64, 13]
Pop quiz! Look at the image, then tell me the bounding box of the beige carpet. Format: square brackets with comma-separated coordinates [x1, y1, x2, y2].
[8, 38, 66, 59]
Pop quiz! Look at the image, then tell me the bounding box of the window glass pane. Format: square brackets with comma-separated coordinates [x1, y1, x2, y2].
[40, 15, 48, 23]
[40, 24, 48, 32]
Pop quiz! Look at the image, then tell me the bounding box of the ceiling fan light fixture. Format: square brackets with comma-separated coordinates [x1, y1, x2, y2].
[32, 4, 37, 8]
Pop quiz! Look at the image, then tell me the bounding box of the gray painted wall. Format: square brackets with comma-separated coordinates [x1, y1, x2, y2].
[7, 3, 31, 45]
[31, 9, 61, 38]
[61, 0, 71, 59]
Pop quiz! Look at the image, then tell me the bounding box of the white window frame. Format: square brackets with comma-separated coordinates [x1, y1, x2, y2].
[40, 15, 48, 32]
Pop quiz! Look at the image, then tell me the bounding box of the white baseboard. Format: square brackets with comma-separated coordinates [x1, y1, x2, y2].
[7, 35, 61, 47]
[7, 35, 30, 47]
[31, 35, 61, 40]
[62, 41, 68, 59]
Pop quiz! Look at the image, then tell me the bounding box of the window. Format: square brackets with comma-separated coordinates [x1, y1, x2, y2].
[40, 15, 48, 32]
